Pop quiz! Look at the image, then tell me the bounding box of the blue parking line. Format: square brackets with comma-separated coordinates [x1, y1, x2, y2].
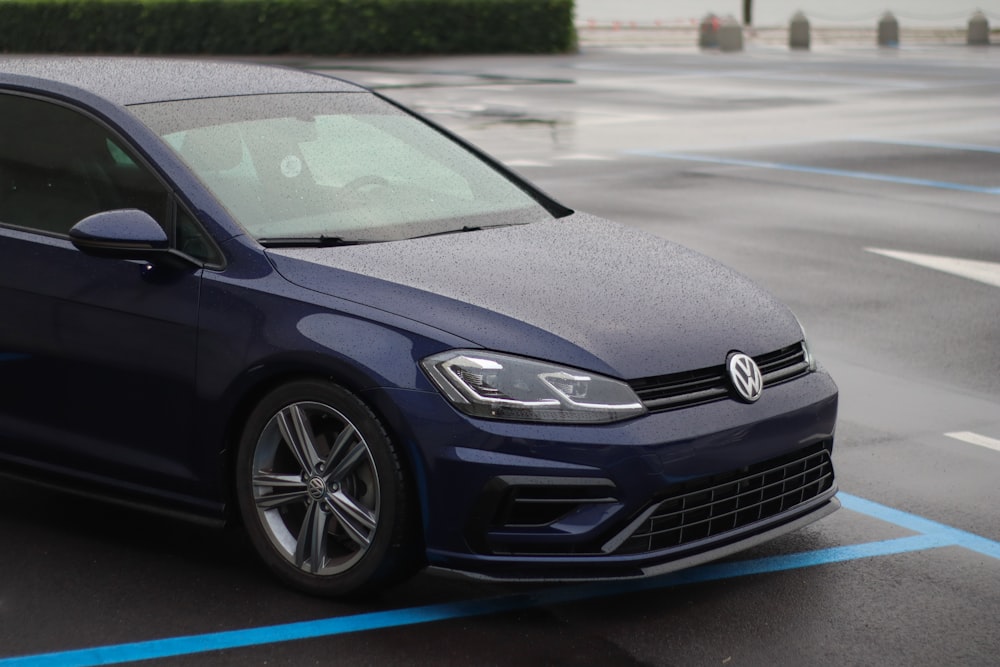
[839, 493, 1000, 560]
[627, 149, 1000, 195]
[2, 492, 998, 667]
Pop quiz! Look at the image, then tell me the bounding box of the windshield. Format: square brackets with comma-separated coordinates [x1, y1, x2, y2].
[130, 93, 556, 243]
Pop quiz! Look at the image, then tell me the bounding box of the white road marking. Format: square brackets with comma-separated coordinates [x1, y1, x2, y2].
[945, 431, 1000, 453]
[865, 248, 1000, 289]
[555, 153, 615, 161]
[575, 113, 665, 128]
[504, 159, 551, 167]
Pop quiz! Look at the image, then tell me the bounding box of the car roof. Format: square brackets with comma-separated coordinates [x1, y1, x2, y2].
[0, 57, 365, 105]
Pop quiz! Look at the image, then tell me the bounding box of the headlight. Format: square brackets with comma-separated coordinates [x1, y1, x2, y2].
[795, 316, 818, 372]
[421, 350, 646, 424]
[802, 338, 817, 372]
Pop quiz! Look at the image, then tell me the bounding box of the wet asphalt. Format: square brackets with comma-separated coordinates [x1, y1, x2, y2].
[2, 40, 1000, 666]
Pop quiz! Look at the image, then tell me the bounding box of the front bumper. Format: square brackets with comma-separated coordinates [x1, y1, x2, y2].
[371, 368, 838, 580]
[430, 495, 841, 582]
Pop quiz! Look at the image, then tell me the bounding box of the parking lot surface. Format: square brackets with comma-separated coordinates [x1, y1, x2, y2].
[2, 42, 999, 666]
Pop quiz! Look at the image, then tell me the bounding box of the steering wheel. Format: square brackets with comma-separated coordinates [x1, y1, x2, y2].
[341, 175, 391, 194]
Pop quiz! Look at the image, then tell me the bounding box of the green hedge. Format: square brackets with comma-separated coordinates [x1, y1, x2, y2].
[0, 0, 576, 55]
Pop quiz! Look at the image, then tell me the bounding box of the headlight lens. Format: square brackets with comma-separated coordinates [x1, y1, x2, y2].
[421, 350, 646, 424]
[802, 338, 817, 372]
[795, 316, 818, 372]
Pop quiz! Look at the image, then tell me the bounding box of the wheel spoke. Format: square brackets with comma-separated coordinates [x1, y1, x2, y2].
[328, 439, 368, 482]
[310, 505, 330, 574]
[277, 405, 320, 473]
[328, 491, 375, 547]
[253, 468, 309, 510]
[322, 423, 358, 478]
[330, 490, 377, 532]
[253, 472, 306, 489]
[255, 489, 309, 510]
[294, 502, 315, 568]
[294, 501, 329, 573]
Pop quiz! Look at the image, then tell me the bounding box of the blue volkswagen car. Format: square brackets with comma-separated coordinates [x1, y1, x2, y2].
[0, 58, 838, 597]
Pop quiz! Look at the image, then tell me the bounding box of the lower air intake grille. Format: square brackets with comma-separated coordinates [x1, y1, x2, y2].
[611, 444, 834, 555]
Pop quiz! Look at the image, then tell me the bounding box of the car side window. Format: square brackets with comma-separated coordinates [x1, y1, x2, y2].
[0, 94, 166, 235]
[176, 205, 223, 265]
[0, 93, 172, 236]
[0, 92, 221, 265]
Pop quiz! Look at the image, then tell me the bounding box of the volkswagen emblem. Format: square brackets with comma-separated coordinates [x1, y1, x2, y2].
[727, 352, 763, 403]
[307, 476, 327, 501]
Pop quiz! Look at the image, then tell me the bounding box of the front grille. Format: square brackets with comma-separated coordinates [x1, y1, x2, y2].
[610, 444, 834, 555]
[628, 343, 810, 412]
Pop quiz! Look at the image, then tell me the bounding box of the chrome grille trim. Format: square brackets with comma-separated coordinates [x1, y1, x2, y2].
[629, 343, 810, 412]
[605, 445, 835, 555]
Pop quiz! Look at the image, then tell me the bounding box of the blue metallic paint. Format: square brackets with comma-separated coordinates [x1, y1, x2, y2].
[0, 229, 203, 496]
[267, 214, 805, 379]
[0, 59, 839, 582]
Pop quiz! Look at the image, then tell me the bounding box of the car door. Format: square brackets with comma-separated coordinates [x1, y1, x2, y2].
[0, 91, 207, 497]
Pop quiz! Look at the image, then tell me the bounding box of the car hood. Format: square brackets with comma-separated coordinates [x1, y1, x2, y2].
[265, 214, 802, 380]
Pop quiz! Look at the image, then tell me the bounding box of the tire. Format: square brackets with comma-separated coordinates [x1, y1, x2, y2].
[235, 380, 420, 597]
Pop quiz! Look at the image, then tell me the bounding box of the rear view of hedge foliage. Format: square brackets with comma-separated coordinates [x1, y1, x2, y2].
[0, 0, 576, 54]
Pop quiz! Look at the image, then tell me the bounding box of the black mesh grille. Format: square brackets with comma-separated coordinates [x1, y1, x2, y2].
[628, 343, 810, 412]
[612, 444, 834, 555]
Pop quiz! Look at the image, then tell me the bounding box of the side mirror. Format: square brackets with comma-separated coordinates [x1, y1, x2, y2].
[70, 209, 173, 263]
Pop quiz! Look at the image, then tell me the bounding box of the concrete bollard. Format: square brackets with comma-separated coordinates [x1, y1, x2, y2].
[968, 11, 990, 45]
[718, 15, 744, 52]
[699, 13, 720, 49]
[789, 11, 810, 50]
[877, 11, 899, 47]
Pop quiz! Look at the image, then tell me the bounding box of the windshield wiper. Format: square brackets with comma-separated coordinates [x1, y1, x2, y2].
[409, 225, 483, 240]
[258, 235, 372, 248]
